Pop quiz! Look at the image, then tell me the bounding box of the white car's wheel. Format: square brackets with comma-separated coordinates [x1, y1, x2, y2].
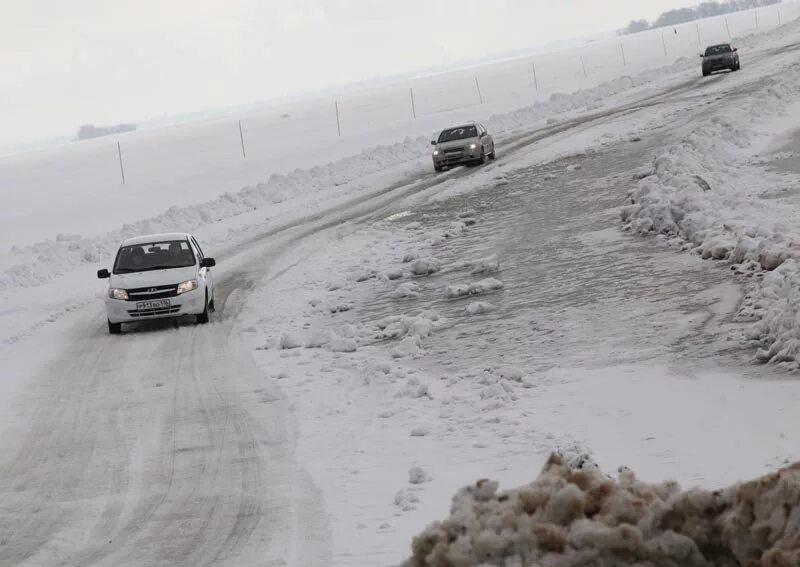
[108, 320, 122, 335]
[196, 290, 210, 324]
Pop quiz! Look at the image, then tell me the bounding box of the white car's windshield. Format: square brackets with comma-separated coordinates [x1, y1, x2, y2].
[113, 240, 195, 274]
[438, 126, 478, 143]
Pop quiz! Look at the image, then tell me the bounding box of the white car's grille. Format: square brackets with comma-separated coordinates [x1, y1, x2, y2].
[126, 284, 179, 301]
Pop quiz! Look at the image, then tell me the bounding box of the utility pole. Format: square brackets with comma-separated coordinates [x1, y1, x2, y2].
[117, 141, 125, 185]
[474, 76, 484, 104]
[238, 120, 246, 158]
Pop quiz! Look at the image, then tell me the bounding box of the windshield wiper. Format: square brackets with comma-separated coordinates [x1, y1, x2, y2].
[114, 264, 189, 274]
[147, 264, 194, 271]
[139, 265, 180, 271]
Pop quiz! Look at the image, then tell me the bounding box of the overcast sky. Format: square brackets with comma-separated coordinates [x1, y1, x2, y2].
[2, 0, 693, 146]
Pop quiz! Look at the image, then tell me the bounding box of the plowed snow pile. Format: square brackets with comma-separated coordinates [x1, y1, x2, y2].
[619, 53, 800, 367]
[403, 454, 800, 567]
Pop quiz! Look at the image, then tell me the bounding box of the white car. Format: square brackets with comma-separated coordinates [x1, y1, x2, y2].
[97, 232, 216, 334]
[431, 122, 496, 171]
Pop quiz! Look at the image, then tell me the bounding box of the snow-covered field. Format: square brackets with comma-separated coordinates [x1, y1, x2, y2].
[5, 9, 800, 567]
[0, 4, 795, 248]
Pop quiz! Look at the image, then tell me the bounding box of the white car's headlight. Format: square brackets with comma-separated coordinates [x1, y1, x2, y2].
[433, 150, 439, 156]
[470, 143, 477, 150]
[109, 288, 129, 300]
[177, 279, 198, 295]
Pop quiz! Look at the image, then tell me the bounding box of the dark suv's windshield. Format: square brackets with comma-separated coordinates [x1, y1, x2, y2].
[438, 126, 478, 143]
[113, 240, 196, 274]
[705, 45, 732, 56]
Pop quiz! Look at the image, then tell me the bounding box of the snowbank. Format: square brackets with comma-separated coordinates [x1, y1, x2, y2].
[373, 311, 445, 342]
[1, 135, 429, 288]
[742, 259, 800, 365]
[403, 453, 800, 567]
[483, 58, 697, 136]
[391, 282, 422, 299]
[462, 255, 500, 275]
[444, 278, 504, 299]
[620, 58, 800, 365]
[0, 45, 735, 290]
[465, 301, 497, 315]
[410, 257, 442, 276]
[391, 335, 422, 359]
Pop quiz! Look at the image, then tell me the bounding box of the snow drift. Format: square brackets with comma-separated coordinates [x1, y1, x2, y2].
[403, 453, 800, 567]
[0, 136, 430, 288]
[620, 58, 800, 366]
[742, 259, 800, 365]
[445, 278, 504, 299]
[0, 45, 741, 290]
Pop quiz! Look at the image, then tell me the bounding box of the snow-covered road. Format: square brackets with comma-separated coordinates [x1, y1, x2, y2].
[0, 69, 719, 566]
[4, 25, 800, 567]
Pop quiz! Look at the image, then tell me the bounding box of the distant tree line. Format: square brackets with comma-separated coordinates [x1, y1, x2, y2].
[619, 0, 782, 35]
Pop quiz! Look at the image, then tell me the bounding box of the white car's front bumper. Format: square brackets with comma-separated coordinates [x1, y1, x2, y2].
[105, 286, 205, 324]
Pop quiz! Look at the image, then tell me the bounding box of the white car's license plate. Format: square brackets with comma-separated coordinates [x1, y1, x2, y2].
[136, 299, 171, 311]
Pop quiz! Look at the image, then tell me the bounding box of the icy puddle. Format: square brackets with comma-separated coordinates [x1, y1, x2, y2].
[242, 134, 800, 567]
[360, 141, 749, 372]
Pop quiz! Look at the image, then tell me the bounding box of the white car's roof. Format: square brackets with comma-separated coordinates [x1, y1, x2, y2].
[121, 232, 192, 247]
[444, 122, 477, 130]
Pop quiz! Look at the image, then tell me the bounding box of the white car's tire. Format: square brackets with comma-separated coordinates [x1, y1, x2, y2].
[196, 290, 210, 324]
[108, 320, 122, 335]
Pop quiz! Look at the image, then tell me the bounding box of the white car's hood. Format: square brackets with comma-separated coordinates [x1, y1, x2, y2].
[110, 265, 197, 289]
[436, 137, 479, 151]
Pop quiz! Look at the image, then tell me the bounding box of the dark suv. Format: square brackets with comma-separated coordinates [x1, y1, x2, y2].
[701, 44, 740, 76]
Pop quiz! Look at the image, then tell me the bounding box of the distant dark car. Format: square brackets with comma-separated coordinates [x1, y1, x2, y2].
[701, 44, 740, 76]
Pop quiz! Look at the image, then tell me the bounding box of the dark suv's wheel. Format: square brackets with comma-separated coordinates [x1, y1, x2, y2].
[108, 320, 122, 335]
